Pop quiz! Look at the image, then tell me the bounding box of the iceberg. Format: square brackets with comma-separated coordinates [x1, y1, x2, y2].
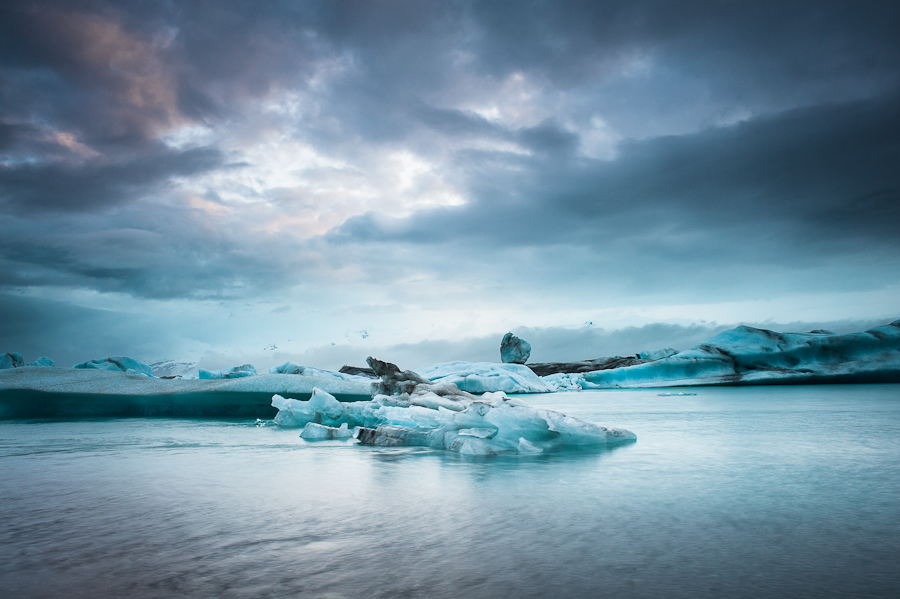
[500, 332, 531, 364]
[637, 348, 677, 360]
[269, 362, 372, 382]
[542, 372, 590, 392]
[74, 356, 152, 376]
[199, 364, 257, 379]
[28, 357, 55, 367]
[270, 357, 636, 455]
[414, 361, 551, 394]
[584, 321, 900, 388]
[1, 352, 25, 370]
[299, 422, 354, 440]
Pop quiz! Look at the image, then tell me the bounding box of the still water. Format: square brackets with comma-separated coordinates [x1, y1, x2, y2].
[1, 384, 899, 598]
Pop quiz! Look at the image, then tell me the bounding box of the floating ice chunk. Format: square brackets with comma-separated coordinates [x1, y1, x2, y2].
[308, 387, 346, 425]
[272, 366, 636, 455]
[542, 372, 585, 391]
[73, 357, 152, 376]
[199, 364, 256, 379]
[300, 422, 353, 440]
[415, 361, 551, 394]
[500, 333, 531, 364]
[28, 357, 55, 367]
[1, 352, 25, 369]
[658, 392, 697, 396]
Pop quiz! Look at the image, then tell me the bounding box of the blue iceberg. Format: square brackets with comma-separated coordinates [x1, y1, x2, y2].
[584, 321, 900, 387]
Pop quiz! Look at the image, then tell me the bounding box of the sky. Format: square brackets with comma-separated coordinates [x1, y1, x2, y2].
[1, 0, 898, 372]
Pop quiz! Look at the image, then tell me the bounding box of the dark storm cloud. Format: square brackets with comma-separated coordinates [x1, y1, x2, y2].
[332, 89, 900, 263]
[1, 0, 899, 303]
[0, 145, 224, 212]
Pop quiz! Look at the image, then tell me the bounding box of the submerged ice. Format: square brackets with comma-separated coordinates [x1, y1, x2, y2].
[272, 357, 636, 455]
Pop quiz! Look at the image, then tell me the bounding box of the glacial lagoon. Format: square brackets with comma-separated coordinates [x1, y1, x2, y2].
[2, 384, 899, 598]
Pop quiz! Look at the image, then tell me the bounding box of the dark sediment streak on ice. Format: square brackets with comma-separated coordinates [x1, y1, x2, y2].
[526, 356, 651, 376]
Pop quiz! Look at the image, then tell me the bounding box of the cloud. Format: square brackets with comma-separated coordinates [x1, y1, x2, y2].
[1, 0, 898, 361]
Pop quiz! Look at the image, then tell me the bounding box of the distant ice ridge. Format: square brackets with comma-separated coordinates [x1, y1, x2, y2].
[272, 388, 635, 455]
[198, 364, 257, 380]
[414, 361, 551, 394]
[1, 353, 53, 369]
[269, 362, 372, 382]
[74, 357, 152, 376]
[584, 321, 900, 388]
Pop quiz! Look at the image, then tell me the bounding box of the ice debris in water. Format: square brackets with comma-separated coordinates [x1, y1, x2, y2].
[199, 364, 256, 379]
[299, 422, 354, 440]
[657, 392, 697, 396]
[73, 357, 152, 376]
[271, 357, 636, 455]
[28, 357, 55, 367]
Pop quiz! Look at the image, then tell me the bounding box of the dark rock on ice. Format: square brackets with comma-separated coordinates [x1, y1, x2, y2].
[339, 365, 378, 378]
[500, 333, 531, 364]
[526, 356, 650, 376]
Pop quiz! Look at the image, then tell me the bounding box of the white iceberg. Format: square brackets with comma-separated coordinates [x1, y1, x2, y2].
[299, 422, 353, 440]
[584, 321, 900, 388]
[414, 361, 551, 394]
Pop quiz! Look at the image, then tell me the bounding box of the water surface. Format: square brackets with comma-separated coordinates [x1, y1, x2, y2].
[2, 384, 899, 598]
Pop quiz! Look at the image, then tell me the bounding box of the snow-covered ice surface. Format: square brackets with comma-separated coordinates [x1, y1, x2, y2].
[584, 321, 900, 388]
[415, 361, 551, 394]
[272, 387, 635, 455]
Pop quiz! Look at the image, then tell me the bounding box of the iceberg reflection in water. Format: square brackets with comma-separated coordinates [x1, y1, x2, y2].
[2, 385, 900, 599]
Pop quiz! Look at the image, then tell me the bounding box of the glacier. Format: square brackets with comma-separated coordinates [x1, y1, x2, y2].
[270, 357, 636, 455]
[583, 321, 900, 388]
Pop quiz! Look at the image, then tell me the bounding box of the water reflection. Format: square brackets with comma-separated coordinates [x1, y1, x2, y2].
[1, 385, 899, 599]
